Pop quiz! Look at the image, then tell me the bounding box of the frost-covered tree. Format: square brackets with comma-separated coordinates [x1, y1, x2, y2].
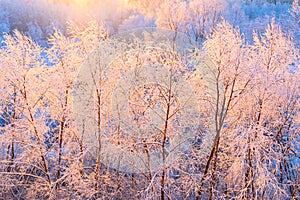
[195, 20, 252, 199]
[0, 4, 299, 199]
[186, 0, 227, 42]
[0, 31, 53, 199]
[156, 0, 187, 33]
[195, 19, 300, 199]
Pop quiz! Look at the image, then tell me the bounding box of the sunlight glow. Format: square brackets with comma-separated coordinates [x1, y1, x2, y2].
[73, 0, 89, 7]
[71, 0, 129, 9]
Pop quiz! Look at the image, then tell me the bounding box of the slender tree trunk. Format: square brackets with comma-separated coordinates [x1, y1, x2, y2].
[209, 136, 220, 200]
[24, 81, 51, 185]
[56, 89, 68, 189]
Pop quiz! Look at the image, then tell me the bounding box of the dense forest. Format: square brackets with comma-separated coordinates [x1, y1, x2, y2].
[0, 0, 299, 199]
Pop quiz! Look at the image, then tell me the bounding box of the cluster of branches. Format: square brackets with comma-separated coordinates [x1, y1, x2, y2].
[0, 0, 299, 46]
[0, 1, 299, 200]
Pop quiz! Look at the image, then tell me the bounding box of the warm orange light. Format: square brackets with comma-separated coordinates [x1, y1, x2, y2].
[73, 0, 88, 7]
[71, 0, 129, 8]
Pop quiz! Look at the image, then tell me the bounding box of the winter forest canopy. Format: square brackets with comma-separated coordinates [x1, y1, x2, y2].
[0, 0, 299, 199]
